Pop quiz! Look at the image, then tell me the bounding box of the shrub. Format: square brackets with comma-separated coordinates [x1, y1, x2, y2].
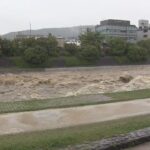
[64, 43, 79, 55]
[24, 46, 48, 66]
[138, 39, 150, 54]
[127, 45, 148, 62]
[64, 56, 81, 66]
[79, 45, 100, 62]
[114, 56, 129, 64]
[109, 38, 127, 56]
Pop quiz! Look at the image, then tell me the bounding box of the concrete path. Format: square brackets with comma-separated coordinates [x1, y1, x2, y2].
[0, 99, 150, 135]
[126, 142, 150, 150]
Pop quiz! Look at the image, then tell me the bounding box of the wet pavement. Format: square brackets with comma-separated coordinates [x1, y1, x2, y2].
[0, 99, 150, 135]
[126, 142, 150, 150]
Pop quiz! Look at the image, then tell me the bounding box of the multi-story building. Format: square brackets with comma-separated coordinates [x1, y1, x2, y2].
[16, 33, 48, 40]
[137, 20, 150, 41]
[95, 19, 137, 43]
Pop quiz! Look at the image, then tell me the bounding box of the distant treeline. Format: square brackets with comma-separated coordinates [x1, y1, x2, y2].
[0, 32, 150, 67]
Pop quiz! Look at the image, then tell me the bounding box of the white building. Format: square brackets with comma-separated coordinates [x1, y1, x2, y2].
[95, 19, 137, 43]
[137, 20, 150, 41]
[65, 39, 81, 46]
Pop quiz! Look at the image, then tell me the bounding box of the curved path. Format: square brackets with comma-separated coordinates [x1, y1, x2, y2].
[0, 99, 150, 135]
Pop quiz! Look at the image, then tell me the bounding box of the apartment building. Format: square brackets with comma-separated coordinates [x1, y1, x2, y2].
[137, 20, 150, 41]
[95, 19, 137, 43]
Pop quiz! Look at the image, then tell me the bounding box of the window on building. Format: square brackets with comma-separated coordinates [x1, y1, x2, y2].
[143, 35, 148, 38]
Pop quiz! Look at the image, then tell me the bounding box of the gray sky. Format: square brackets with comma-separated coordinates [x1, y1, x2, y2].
[0, 0, 150, 34]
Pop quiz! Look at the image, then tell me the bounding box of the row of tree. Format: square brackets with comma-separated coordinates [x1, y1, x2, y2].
[0, 32, 150, 66]
[79, 32, 149, 63]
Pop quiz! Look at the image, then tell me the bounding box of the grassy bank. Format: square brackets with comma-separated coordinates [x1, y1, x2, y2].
[105, 89, 150, 101]
[11, 56, 93, 68]
[0, 89, 150, 114]
[0, 115, 150, 150]
[0, 95, 106, 114]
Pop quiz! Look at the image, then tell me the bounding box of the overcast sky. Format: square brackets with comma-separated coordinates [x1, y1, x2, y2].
[0, 0, 150, 34]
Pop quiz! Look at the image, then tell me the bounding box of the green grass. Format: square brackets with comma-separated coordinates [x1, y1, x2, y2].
[0, 95, 107, 114]
[0, 89, 150, 114]
[0, 115, 150, 150]
[47, 56, 95, 67]
[105, 89, 150, 101]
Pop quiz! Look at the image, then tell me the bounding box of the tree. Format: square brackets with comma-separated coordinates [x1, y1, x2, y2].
[138, 39, 150, 54]
[79, 45, 100, 62]
[24, 46, 48, 65]
[127, 45, 148, 62]
[47, 34, 58, 55]
[0, 38, 14, 56]
[64, 43, 78, 55]
[80, 31, 103, 51]
[35, 35, 58, 55]
[108, 38, 127, 56]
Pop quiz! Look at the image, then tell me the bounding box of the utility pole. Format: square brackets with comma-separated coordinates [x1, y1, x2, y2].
[29, 22, 32, 38]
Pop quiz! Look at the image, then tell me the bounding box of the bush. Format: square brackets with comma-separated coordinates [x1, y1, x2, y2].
[24, 46, 48, 66]
[127, 45, 148, 62]
[138, 39, 150, 54]
[114, 56, 129, 64]
[79, 45, 100, 62]
[80, 32, 103, 52]
[109, 38, 127, 56]
[64, 43, 79, 55]
[12, 57, 29, 68]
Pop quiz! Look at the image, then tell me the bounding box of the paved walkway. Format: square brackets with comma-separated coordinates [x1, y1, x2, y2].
[126, 142, 150, 150]
[0, 99, 150, 135]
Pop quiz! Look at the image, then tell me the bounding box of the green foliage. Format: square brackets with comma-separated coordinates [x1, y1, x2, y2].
[64, 56, 81, 66]
[11, 57, 30, 68]
[127, 45, 148, 62]
[79, 45, 100, 62]
[80, 31, 103, 51]
[114, 56, 129, 64]
[24, 46, 48, 66]
[36, 34, 58, 55]
[0, 39, 13, 56]
[1, 31, 150, 67]
[10, 35, 58, 57]
[108, 38, 127, 56]
[64, 43, 79, 55]
[138, 39, 150, 54]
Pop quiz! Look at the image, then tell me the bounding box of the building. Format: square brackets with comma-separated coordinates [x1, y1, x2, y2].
[56, 37, 65, 48]
[95, 19, 137, 43]
[137, 20, 150, 41]
[65, 39, 81, 46]
[16, 33, 48, 40]
[79, 26, 96, 35]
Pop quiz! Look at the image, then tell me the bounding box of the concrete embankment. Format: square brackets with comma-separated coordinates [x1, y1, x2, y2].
[65, 128, 150, 150]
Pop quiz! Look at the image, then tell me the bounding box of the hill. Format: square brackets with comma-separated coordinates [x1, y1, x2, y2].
[2, 25, 95, 40]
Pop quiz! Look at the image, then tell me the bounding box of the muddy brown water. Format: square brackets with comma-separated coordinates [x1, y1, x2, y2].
[0, 65, 150, 102]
